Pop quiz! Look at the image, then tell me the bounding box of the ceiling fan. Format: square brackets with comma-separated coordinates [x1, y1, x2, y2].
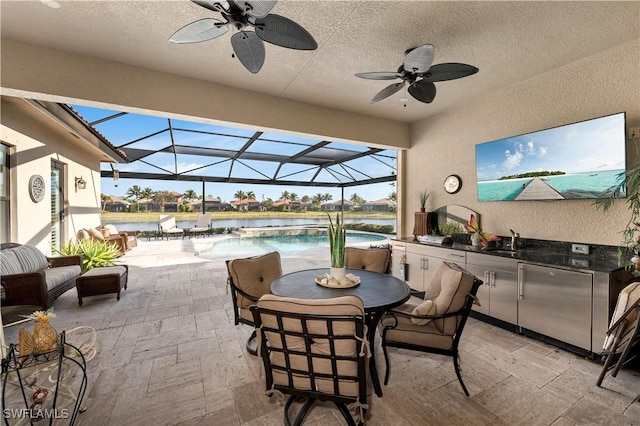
[169, 0, 317, 74]
[356, 44, 478, 105]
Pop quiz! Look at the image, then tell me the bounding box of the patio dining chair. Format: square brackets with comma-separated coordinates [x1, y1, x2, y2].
[380, 260, 482, 396]
[226, 251, 282, 355]
[158, 215, 184, 240]
[345, 246, 391, 274]
[251, 294, 368, 426]
[596, 280, 640, 387]
[188, 214, 210, 238]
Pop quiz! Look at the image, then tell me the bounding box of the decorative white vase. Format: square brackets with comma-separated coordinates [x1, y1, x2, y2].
[330, 267, 346, 283]
[471, 232, 481, 247]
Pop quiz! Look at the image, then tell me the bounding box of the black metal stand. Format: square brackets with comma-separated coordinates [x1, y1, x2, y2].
[1, 331, 88, 425]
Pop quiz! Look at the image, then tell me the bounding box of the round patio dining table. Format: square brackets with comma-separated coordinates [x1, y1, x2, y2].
[270, 268, 411, 397]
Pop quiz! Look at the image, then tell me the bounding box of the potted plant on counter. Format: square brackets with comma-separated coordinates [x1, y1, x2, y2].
[418, 190, 430, 213]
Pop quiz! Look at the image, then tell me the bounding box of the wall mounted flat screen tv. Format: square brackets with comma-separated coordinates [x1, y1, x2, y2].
[475, 112, 626, 201]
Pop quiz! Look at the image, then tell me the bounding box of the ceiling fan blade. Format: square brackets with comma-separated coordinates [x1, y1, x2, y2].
[254, 14, 317, 50]
[355, 72, 402, 80]
[232, 0, 276, 18]
[403, 44, 435, 74]
[421, 63, 479, 82]
[192, 1, 226, 13]
[169, 18, 228, 44]
[371, 82, 405, 104]
[408, 80, 436, 104]
[231, 31, 266, 73]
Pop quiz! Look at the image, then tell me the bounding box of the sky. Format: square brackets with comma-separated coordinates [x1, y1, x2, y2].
[475, 112, 626, 182]
[71, 105, 397, 202]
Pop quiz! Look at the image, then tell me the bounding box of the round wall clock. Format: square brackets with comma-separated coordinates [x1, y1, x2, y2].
[29, 174, 46, 203]
[443, 174, 462, 194]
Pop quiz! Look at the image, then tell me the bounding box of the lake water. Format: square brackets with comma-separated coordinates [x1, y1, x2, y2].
[103, 217, 397, 232]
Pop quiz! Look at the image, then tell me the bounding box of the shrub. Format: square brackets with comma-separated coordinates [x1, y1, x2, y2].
[54, 239, 119, 272]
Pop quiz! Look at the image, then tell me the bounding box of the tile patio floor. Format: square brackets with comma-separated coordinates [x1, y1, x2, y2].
[2, 236, 639, 425]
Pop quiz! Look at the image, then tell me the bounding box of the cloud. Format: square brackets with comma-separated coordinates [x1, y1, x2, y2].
[503, 149, 523, 170]
[538, 146, 547, 156]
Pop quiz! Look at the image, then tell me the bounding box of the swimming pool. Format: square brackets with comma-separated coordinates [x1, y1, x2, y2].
[196, 232, 389, 260]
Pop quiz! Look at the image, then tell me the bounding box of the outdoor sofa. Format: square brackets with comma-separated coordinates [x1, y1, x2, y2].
[0, 243, 82, 309]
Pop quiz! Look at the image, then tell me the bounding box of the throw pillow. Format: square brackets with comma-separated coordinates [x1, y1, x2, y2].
[411, 299, 437, 325]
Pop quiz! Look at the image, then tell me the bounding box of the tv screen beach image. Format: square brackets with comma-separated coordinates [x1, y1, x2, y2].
[475, 113, 627, 201]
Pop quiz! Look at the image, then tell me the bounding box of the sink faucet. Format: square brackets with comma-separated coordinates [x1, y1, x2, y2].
[510, 229, 520, 250]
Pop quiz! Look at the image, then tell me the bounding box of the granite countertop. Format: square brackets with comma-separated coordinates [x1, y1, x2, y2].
[395, 237, 623, 273]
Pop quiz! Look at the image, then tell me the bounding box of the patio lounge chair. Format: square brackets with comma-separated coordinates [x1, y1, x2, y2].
[103, 224, 138, 250]
[77, 228, 127, 257]
[188, 214, 210, 238]
[158, 215, 184, 240]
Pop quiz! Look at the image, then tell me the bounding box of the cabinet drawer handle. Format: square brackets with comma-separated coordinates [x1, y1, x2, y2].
[490, 271, 496, 287]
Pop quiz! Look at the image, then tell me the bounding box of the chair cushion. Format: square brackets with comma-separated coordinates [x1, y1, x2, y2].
[12, 245, 49, 273]
[228, 251, 282, 311]
[603, 282, 640, 351]
[87, 227, 105, 241]
[45, 265, 81, 291]
[423, 261, 475, 333]
[256, 294, 365, 397]
[103, 224, 119, 236]
[81, 265, 127, 278]
[410, 299, 437, 325]
[345, 247, 390, 273]
[0, 249, 23, 275]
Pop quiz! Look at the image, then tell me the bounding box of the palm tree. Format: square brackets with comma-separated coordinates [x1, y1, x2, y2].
[126, 185, 142, 201]
[100, 193, 112, 212]
[246, 191, 256, 200]
[323, 193, 333, 202]
[280, 190, 290, 201]
[140, 187, 154, 212]
[183, 189, 197, 201]
[289, 193, 298, 201]
[388, 191, 397, 202]
[153, 190, 172, 212]
[234, 190, 246, 201]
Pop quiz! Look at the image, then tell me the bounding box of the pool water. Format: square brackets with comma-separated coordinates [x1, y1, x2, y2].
[196, 233, 389, 260]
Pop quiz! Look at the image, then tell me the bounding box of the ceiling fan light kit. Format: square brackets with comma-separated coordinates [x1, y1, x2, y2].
[356, 44, 478, 105]
[170, 0, 317, 74]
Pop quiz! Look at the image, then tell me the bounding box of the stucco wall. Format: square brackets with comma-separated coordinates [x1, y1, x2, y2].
[403, 39, 640, 246]
[1, 97, 103, 254]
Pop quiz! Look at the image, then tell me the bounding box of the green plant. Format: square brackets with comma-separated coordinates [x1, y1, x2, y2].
[594, 163, 640, 265]
[438, 222, 462, 237]
[418, 191, 430, 209]
[327, 212, 346, 268]
[54, 239, 119, 272]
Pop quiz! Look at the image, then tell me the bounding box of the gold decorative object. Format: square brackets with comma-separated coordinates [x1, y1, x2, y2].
[18, 310, 59, 361]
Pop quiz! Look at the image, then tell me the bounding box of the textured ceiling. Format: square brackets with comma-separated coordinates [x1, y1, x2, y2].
[1, 1, 639, 124]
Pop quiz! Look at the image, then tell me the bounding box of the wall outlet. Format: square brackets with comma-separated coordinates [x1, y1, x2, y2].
[630, 127, 640, 139]
[571, 243, 590, 255]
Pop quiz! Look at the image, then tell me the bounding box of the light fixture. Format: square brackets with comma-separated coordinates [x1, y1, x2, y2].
[75, 177, 86, 191]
